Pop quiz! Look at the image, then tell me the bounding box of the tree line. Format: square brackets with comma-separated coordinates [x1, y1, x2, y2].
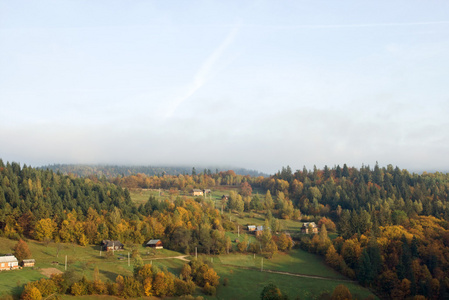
[22, 258, 219, 299]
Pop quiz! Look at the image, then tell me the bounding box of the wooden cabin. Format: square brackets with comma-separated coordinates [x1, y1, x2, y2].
[101, 240, 124, 251]
[22, 259, 35, 267]
[301, 222, 318, 234]
[146, 239, 163, 249]
[192, 189, 203, 196]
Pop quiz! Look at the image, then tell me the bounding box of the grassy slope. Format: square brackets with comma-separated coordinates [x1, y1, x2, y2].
[211, 264, 373, 300]
[0, 237, 187, 297]
[0, 237, 376, 299]
[216, 249, 345, 279]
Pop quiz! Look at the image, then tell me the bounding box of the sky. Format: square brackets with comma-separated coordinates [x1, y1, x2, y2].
[1, 1, 449, 174]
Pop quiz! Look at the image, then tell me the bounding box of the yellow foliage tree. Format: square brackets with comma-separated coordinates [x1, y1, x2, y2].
[34, 218, 56, 241]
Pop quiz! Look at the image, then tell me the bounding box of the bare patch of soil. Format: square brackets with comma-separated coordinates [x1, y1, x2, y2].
[40, 267, 63, 278]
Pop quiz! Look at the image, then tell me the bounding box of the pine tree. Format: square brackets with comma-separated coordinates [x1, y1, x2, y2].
[357, 249, 374, 286]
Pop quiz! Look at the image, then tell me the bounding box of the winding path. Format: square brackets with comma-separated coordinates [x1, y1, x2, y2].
[221, 264, 356, 283]
[142, 255, 190, 262]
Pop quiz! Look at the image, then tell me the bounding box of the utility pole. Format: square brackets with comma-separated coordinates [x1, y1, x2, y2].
[195, 247, 198, 259]
[128, 252, 130, 267]
[65, 255, 67, 271]
[261, 258, 263, 272]
[238, 225, 240, 237]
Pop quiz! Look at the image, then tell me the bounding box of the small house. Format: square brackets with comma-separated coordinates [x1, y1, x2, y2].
[203, 189, 211, 195]
[101, 240, 124, 251]
[248, 225, 256, 232]
[0, 255, 19, 271]
[146, 239, 163, 249]
[301, 222, 318, 234]
[22, 259, 35, 267]
[255, 225, 264, 237]
[192, 189, 203, 196]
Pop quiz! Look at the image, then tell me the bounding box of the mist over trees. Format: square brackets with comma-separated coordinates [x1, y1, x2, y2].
[40, 164, 268, 178]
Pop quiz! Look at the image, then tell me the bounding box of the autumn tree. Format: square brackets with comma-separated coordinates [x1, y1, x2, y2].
[13, 239, 31, 262]
[21, 286, 42, 300]
[240, 181, 252, 197]
[34, 218, 56, 241]
[260, 283, 285, 300]
[122, 276, 143, 298]
[265, 190, 274, 209]
[276, 233, 293, 252]
[331, 284, 352, 300]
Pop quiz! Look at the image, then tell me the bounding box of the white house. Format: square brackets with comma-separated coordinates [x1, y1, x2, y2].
[0, 255, 19, 271]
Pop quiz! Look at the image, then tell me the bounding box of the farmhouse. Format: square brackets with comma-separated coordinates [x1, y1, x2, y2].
[301, 222, 318, 234]
[101, 240, 124, 251]
[248, 225, 256, 232]
[192, 189, 203, 196]
[0, 255, 19, 271]
[255, 225, 264, 237]
[146, 239, 163, 249]
[22, 259, 35, 267]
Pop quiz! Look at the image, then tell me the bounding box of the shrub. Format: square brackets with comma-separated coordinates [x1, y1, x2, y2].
[202, 283, 216, 296]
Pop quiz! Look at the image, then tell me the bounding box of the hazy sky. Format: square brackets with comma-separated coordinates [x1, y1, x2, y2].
[1, 1, 449, 174]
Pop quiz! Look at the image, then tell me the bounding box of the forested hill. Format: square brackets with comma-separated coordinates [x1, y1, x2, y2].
[40, 164, 268, 178]
[0, 160, 136, 235]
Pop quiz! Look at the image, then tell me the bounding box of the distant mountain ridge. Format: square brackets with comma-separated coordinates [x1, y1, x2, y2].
[39, 164, 269, 178]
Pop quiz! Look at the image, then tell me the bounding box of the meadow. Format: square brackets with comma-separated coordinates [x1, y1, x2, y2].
[0, 236, 376, 299]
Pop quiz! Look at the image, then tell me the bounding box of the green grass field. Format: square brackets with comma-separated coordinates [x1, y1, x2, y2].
[0, 237, 376, 300]
[215, 249, 345, 279]
[129, 188, 166, 205]
[0, 237, 188, 297]
[210, 264, 373, 300]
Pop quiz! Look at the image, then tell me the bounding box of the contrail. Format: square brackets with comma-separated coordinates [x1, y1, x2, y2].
[165, 25, 240, 118]
[246, 20, 449, 30]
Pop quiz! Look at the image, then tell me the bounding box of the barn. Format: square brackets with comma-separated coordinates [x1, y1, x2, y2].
[22, 259, 35, 267]
[146, 239, 163, 249]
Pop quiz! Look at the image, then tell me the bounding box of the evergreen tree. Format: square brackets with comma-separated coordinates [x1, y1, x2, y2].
[357, 249, 374, 286]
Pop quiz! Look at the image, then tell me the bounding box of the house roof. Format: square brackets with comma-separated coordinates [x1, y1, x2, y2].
[248, 225, 256, 229]
[192, 189, 203, 192]
[22, 259, 35, 263]
[302, 222, 317, 228]
[0, 255, 18, 263]
[256, 226, 264, 231]
[102, 240, 124, 247]
[147, 239, 162, 245]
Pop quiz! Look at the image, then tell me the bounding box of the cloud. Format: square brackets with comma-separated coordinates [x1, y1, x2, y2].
[165, 24, 240, 118]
